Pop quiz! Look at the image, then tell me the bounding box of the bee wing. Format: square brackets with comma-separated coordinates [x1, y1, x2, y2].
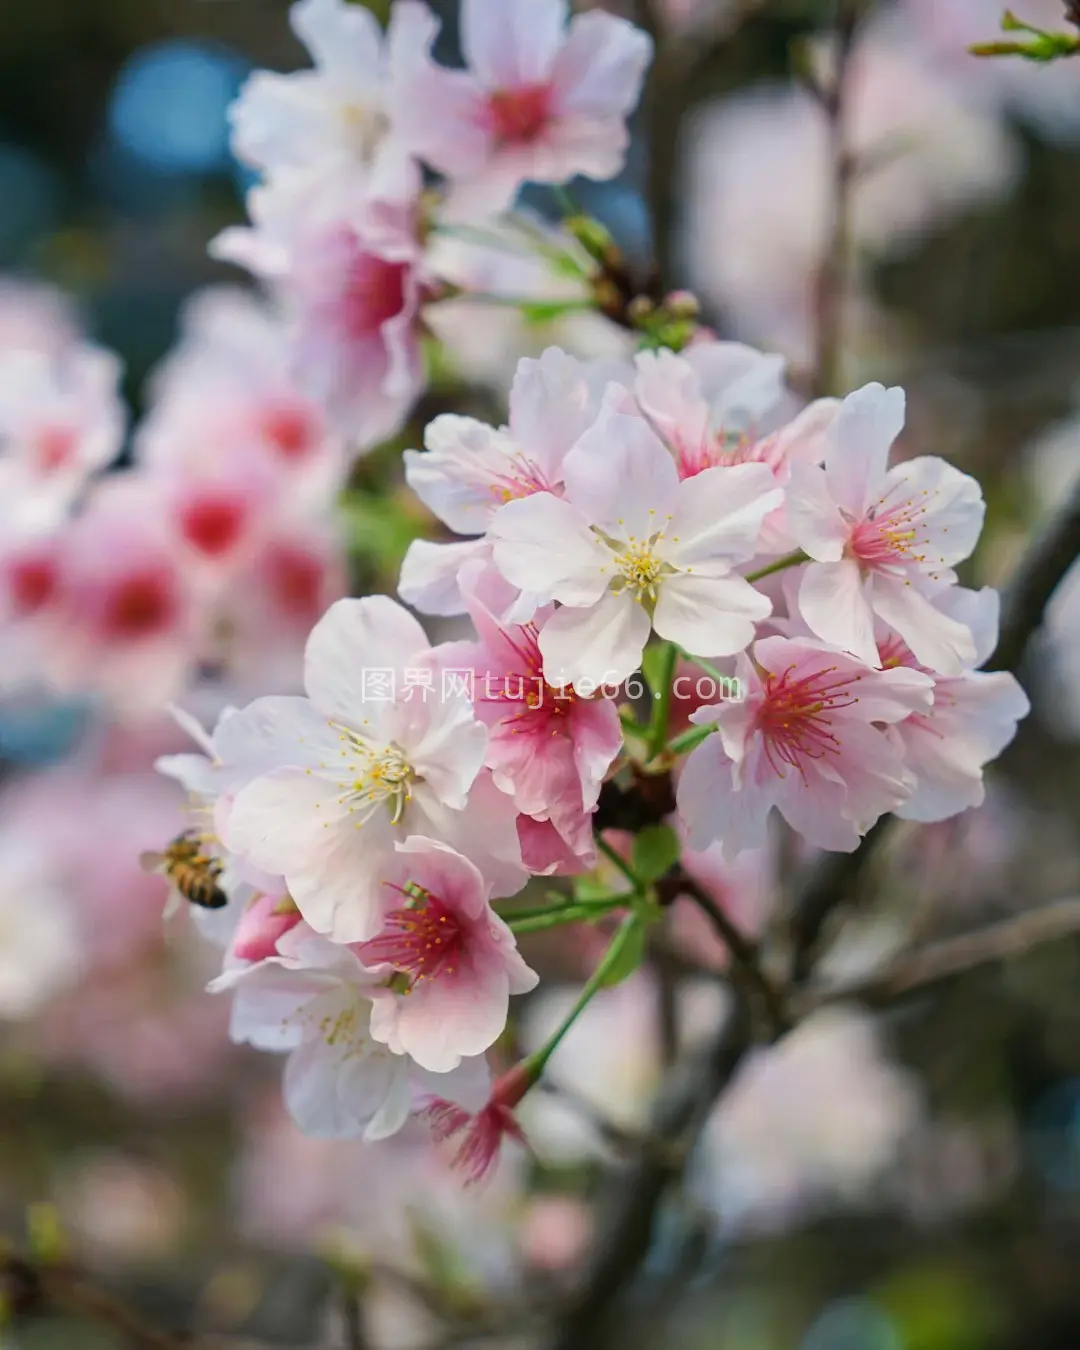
[139, 850, 166, 874]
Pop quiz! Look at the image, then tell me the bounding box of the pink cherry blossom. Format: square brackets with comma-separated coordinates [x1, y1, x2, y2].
[879, 588, 1029, 823]
[422, 1060, 534, 1184]
[489, 401, 782, 688]
[0, 341, 126, 530]
[424, 217, 633, 391]
[357, 836, 537, 1072]
[231, 892, 303, 964]
[229, 0, 426, 196]
[399, 347, 602, 617]
[137, 288, 342, 500]
[677, 634, 934, 857]
[787, 382, 986, 675]
[392, 0, 653, 218]
[435, 561, 622, 862]
[218, 924, 491, 1140]
[28, 477, 200, 717]
[212, 169, 428, 449]
[221, 596, 525, 943]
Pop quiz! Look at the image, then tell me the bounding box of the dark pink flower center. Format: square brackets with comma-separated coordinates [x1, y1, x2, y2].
[847, 500, 924, 569]
[487, 84, 553, 145]
[34, 424, 78, 473]
[358, 888, 464, 984]
[754, 663, 862, 779]
[261, 404, 317, 460]
[7, 552, 58, 616]
[343, 250, 408, 337]
[99, 566, 178, 641]
[263, 543, 324, 623]
[179, 492, 247, 558]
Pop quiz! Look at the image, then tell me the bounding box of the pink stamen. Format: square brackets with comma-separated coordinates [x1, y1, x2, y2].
[487, 84, 553, 145]
[754, 662, 862, 780]
[358, 888, 464, 984]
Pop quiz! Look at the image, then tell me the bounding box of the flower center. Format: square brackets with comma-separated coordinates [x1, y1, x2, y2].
[343, 247, 408, 337]
[486, 453, 558, 506]
[179, 492, 247, 558]
[100, 566, 179, 640]
[846, 493, 930, 571]
[340, 101, 391, 162]
[264, 543, 325, 623]
[754, 663, 862, 779]
[34, 424, 78, 473]
[334, 727, 414, 825]
[358, 882, 464, 984]
[7, 551, 58, 616]
[261, 404, 317, 460]
[487, 84, 552, 145]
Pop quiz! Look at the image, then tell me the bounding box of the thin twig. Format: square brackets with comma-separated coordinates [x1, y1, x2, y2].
[1, 1253, 194, 1350]
[799, 894, 1080, 1013]
[659, 867, 788, 1033]
[809, 0, 864, 398]
[547, 993, 753, 1350]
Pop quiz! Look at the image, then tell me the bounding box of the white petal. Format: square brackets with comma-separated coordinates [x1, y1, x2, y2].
[633, 348, 709, 451]
[538, 591, 650, 690]
[305, 596, 428, 721]
[665, 462, 782, 567]
[509, 347, 596, 481]
[654, 573, 771, 658]
[871, 576, 977, 675]
[489, 493, 610, 606]
[461, 0, 567, 88]
[562, 407, 679, 541]
[786, 461, 848, 562]
[397, 537, 489, 616]
[824, 383, 905, 518]
[684, 341, 786, 430]
[797, 560, 879, 667]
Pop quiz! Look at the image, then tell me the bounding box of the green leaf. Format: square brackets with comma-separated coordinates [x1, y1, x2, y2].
[599, 915, 648, 987]
[640, 644, 671, 700]
[632, 824, 679, 882]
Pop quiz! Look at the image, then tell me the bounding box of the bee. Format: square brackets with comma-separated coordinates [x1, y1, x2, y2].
[140, 832, 228, 910]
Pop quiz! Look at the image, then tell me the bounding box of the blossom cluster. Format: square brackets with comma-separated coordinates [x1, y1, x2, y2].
[0, 0, 1032, 1189]
[155, 334, 1028, 1174]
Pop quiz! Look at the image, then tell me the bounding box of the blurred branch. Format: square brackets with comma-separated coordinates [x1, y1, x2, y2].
[636, 0, 771, 293]
[0, 1250, 193, 1350]
[808, 0, 865, 398]
[799, 894, 1080, 1012]
[790, 473, 1080, 978]
[547, 992, 753, 1350]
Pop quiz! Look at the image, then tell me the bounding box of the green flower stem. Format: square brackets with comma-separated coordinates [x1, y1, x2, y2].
[525, 915, 642, 1076]
[596, 836, 643, 893]
[620, 709, 642, 736]
[666, 723, 713, 757]
[645, 641, 679, 760]
[744, 550, 808, 584]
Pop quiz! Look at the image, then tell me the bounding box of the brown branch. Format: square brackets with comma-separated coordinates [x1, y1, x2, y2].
[1, 1252, 194, 1350]
[657, 867, 788, 1033]
[799, 894, 1080, 1013]
[809, 0, 865, 398]
[546, 992, 754, 1350]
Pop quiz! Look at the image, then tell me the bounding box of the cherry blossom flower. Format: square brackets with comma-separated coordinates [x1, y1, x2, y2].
[0, 276, 81, 356]
[29, 478, 200, 717]
[393, 0, 653, 218]
[218, 924, 491, 1140]
[787, 382, 986, 675]
[0, 342, 126, 530]
[881, 588, 1029, 823]
[357, 836, 537, 1072]
[700, 1005, 921, 1230]
[221, 596, 525, 943]
[229, 0, 426, 196]
[137, 288, 342, 502]
[424, 217, 633, 391]
[489, 402, 783, 688]
[0, 838, 81, 1019]
[677, 634, 934, 857]
[231, 892, 303, 964]
[422, 1060, 534, 1184]
[399, 346, 602, 617]
[212, 168, 429, 449]
[436, 561, 622, 861]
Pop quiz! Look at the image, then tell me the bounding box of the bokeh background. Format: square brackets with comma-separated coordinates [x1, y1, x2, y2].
[3, 1, 1080, 1347]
